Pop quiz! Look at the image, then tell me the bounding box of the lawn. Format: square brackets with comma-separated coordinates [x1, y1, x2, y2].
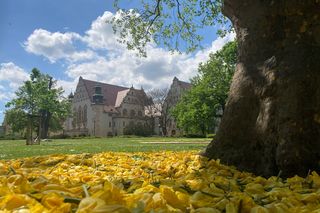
[0, 137, 210, 160]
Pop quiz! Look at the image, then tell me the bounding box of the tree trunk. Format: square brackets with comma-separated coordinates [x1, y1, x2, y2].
[40, 110, 51, 139]
[40, 77, 53, 139]
[26, 117, 32, 145]
[204, 0, 320, 177]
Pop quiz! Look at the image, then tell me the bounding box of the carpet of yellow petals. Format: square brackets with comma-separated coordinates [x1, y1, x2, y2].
[1, 151, 320, 212]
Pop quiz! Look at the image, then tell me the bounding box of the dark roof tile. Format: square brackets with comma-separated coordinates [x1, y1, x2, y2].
[82, 78, 128, 106]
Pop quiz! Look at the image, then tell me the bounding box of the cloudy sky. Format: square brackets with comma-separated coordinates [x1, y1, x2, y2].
[0, 0, 235, 123]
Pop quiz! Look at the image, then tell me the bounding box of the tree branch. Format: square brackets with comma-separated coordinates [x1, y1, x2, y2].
[145, 0, 162, 36]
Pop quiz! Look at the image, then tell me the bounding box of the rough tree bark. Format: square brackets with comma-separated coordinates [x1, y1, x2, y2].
[40, 110, 51, 139]
[204, 0, 320, 177]
[40, 77, 53, 139]
[26, 116, 32, 145]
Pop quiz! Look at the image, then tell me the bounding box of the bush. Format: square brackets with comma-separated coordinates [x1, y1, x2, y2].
[0, 134, 25, 140]
[124, 122, 154, 137]
[184, 134, 206, 138]
[49, 134, 71, 139]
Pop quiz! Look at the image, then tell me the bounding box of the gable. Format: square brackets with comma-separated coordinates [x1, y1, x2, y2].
[73, 79, 90, 103]
[81, 78, 129, 106]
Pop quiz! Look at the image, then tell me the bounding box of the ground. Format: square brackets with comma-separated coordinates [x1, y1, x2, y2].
[0, 137, 209, 159]
[1, 138, 320, 212]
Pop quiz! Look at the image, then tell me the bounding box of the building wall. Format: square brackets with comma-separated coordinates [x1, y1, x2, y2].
[113, 89, 149, 135]
[64, 80, 92, 136]
[164, 78, 191, 136]
[64, 82, 153, 137]
[0, 126, 4, 137]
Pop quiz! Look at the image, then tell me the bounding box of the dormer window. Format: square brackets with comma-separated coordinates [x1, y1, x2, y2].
[93, 84, 103, 104]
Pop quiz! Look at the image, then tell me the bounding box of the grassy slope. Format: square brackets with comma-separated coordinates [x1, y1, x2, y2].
[0, 137, 210, 160]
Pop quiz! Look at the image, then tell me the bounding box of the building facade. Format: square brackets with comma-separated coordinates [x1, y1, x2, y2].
[0, 126, 4, 137]
[64, 77, 153, 137]
[162, 77, 191, 136]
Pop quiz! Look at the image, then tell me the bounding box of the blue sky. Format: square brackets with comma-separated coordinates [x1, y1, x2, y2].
[0, 0, 235, 123]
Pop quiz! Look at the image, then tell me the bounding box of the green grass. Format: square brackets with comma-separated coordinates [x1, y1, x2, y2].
[0, 137, 210, 160]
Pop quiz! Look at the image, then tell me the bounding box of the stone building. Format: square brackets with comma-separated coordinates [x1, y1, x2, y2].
[64, 77, 153, 137]
[162, 77, 191, 136]
[0, 125, 4, 137]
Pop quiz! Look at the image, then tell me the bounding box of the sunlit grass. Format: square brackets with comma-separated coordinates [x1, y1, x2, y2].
[0, 137, 210, 159]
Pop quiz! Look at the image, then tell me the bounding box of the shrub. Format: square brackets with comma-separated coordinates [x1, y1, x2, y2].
[184, 133, 206, 138]
[49, 134, 70, 139]
[124, 122, 153, 137]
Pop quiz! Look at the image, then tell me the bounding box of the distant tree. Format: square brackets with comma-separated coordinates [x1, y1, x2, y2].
[4, 108, 29, 136]
[146, 88, 169, 135]
[5, 68, 70, 144]
[172, 41, 237, 135]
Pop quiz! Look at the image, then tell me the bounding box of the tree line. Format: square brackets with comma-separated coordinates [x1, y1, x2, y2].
[172, 41, 237, 136]
[4, 41, 236, 142]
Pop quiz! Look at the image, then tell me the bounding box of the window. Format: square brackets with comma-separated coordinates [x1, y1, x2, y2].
[123, 121, 125, 127]
[130, 109, 136, 117]
[78, 106, 82, 126]
[83, 105, 87, 126]
[72, 107, 77, 128]
[123, 109, 127, 116]
[109, 122, 111, 127]
[138, 111, 142, 117]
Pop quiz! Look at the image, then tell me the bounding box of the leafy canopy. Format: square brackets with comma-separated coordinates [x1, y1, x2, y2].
[172, 41, 237, 134]
[111, 0, 230, 55]
[5, 68, 70, 133]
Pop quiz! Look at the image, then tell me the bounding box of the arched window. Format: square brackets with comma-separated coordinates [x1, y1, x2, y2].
[72, 107, 77, 128]
[130, 109, 136, 117]
[123, 109, 128, 116]
[78, 106, 82, 127]
[83, 105, 87, 126]
[138, 111, 142, 117]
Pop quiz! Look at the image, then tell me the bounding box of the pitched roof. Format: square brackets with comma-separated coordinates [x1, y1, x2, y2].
[81, 77, 128, 106]
[173, 77, 192, 89]
[178, 80, 192, 89]
[115, 89, 130, 107]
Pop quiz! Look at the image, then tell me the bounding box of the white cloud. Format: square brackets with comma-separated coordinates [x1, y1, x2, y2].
[0, 62, 29, 101]
[23, 10, 235, 92]
[23, 29, 94, 63]
[0, 94, 8, 102]
[68, 50, 97, 62]
[57, 79, 78, 96]
[175, 32, 236, 82]
[83, 11, 125, 52]
[0, 62, 29, 85]
[64, 31, 235, 89]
